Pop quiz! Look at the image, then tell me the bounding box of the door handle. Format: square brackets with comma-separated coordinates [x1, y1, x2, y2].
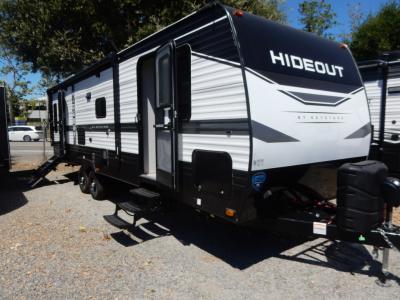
[154, 124, 171, 129]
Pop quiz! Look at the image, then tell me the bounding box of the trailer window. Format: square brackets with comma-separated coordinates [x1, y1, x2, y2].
[53, 103, 58, 132]
[95, 97, 106, 118]
[158, 54, 171, 107]
[177, 44, 191, 121]
[77, 128, 85, 145]
[156, 45, 172, 108]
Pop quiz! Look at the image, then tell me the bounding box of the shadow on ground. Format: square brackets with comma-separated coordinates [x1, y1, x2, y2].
[11, 170, 400, 285]
[0, 168, 32, 215]
[0, 168, 73, 216]
[84, 181, 400, 285]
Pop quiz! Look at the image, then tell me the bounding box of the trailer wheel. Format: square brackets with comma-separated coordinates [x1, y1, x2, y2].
[88, 171, 106, 200]
[78, 167, 91, 194]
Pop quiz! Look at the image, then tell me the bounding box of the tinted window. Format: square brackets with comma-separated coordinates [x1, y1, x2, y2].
[77, 128, 85, 145]
[177, 44, 191, 121]
[53, 103, 58, 132]
[95, 97, 106, 118]
[157, 49, 171, 107]
[22, 127, 33, 131]
[35, 126, 42, 131]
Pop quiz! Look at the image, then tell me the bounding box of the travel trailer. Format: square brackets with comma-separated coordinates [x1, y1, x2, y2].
[359, 51, 400, 176]
[30, 3, 400, 275]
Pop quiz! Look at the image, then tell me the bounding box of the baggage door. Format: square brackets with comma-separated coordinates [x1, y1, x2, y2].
[154, 42, 177, 189]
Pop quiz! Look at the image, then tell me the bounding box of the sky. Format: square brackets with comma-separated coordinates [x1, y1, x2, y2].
[284, 0, 389, 36]
[0, 0, 394, 99]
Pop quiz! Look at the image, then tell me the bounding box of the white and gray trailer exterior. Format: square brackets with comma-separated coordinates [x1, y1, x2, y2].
[48, 3, 370, 223]
[359, 53, 400, 175]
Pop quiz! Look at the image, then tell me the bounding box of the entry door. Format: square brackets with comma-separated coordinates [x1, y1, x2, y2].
[52, 90, 66, 156]
[155, 42, 177, 188]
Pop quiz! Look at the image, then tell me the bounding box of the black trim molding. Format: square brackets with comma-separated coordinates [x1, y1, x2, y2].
[179, 119, 249, 135]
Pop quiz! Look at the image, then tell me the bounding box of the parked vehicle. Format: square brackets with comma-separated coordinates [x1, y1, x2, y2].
[29, 2, 400, 277]
[8, 125, 43, 142]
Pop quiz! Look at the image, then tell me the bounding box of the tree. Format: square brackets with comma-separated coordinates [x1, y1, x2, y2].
[350, 1, 400, 61]
[338, 2, 364, 44]
[298, 0, 337, 38]
[0, 48, 33, 118]
[348, 2, 364, 35]
[0, 0, 285, 78]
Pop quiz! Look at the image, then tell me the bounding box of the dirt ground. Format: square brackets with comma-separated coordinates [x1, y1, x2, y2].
[1, 163, 400, 299]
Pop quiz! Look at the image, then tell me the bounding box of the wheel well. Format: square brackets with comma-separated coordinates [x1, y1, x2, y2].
[79, 163, 93, 175]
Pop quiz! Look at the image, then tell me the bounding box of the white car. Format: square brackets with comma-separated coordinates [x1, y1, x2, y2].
[8, 126, 43, 142]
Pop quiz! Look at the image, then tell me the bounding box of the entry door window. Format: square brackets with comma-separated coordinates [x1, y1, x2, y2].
[156, 46, 172, 108]
[53, 103, 58, 132]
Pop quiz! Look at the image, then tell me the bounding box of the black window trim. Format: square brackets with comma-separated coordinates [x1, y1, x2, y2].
[95, 97, 107, 119]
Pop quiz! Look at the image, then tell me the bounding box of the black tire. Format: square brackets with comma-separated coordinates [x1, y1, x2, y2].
[88, 171, 106, 200]
[23, 135, 32, 142]
[78, 167, 91, 194]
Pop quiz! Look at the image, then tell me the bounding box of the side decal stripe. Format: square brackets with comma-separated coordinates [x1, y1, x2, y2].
[345, 123, 372, 139]
[252, 121, 299, 143]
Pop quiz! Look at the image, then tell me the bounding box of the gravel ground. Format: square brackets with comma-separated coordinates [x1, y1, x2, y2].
[1, 166, 400, 299]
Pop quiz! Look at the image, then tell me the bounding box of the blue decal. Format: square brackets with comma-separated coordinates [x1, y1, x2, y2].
[252, 172, 267, 191]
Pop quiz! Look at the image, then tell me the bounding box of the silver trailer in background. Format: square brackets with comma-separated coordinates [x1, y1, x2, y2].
[0, 84, 10, 171]
[359, 51, 400, 175]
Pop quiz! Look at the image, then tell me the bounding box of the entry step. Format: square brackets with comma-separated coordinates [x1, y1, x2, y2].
[129, 187, 160, 200]
[103, 214, 131, 229]
[28, 155, 62, 188]
[117, 201, 146, 214]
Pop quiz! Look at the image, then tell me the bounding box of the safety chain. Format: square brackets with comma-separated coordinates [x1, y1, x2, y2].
[376, 227, 400, 252]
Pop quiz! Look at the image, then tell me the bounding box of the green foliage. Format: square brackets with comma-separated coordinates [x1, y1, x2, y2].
[338, 2, 364, 44]
[0, 48, 33, 117]
[0, 0, 285, 77]
[350, 1, 400, 61]
[298, 0, 337, 38]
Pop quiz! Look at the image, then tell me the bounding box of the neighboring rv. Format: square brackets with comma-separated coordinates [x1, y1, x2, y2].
[359, 51, 400, 175]
[36, 2, 371, 225]
[0, 84, 10, 170]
